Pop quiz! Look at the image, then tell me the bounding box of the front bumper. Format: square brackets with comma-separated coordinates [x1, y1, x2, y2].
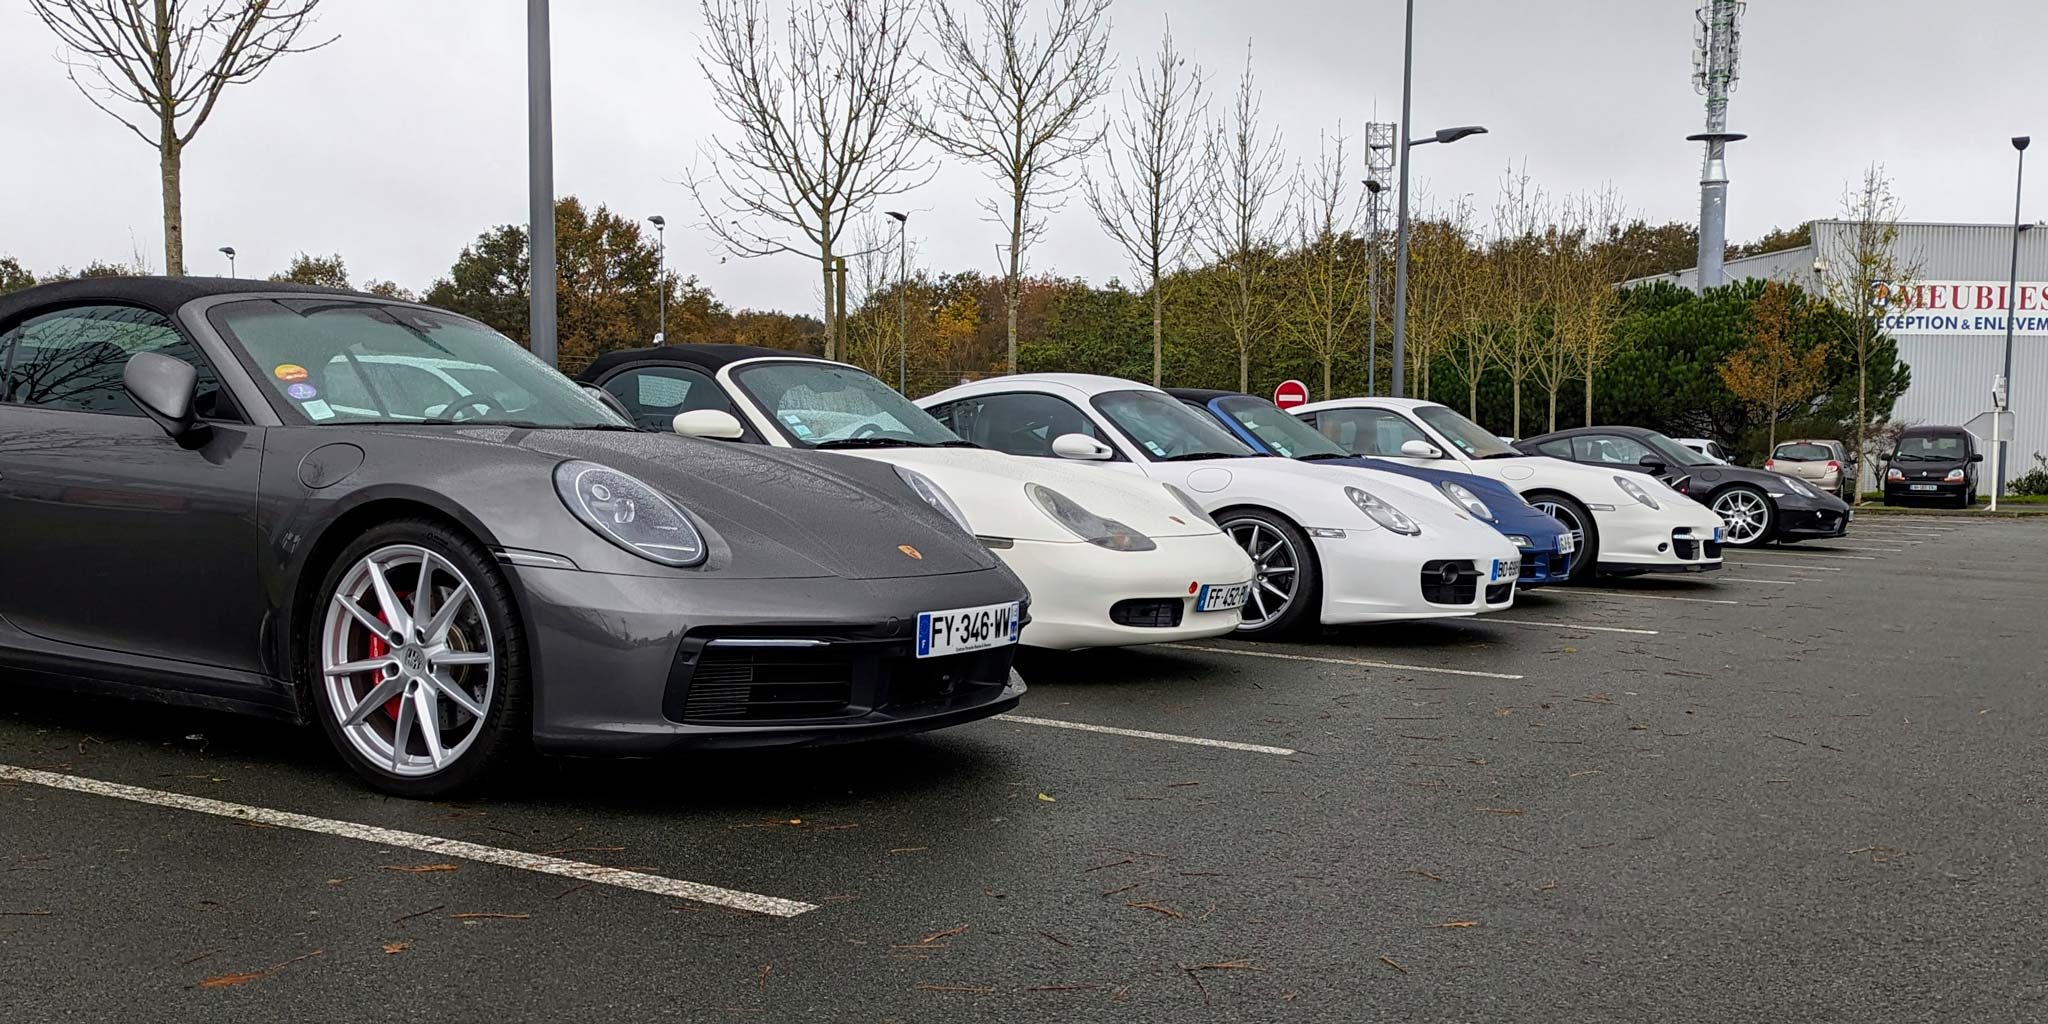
[995, 532, 1253, 650]
[1886, 481, 1967, 503]
[1591, 503, 1725, 573]
[510, 565, 1028, 755]
[1315, 529, 1522, 623]
[1776, 501, 1852, 539]
[1515, 542, 1575, 587]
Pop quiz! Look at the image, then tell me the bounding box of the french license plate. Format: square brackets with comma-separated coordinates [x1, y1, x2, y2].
[1490, 558, 1519, 582]
[1712, 526, 1725, 543]
[915, 601, 1021, 658]
[1910, 484, 1937, 492]
[1196, 581, 1252, 612]
[1556, 531, 1576, 555]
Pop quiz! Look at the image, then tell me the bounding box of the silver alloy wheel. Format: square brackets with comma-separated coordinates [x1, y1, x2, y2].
[320, 544, 495, 778]
[1711, 488, 1771, 545]
[1225, 519, 1298, 631]
[1529, 498, 1586, 553]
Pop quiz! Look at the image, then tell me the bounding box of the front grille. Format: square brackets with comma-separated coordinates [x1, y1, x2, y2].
[1673, 534, 1696, 559]
[1549, 552, 1571, 577]
[665, 633, 1017, 724]
[1110, 598, 1184, 628]
[1520, 551, 1541, 578]
[681, 646, 854, 721]
[1703, 540, 1723, 558]
[1419, 560, 1479, 605]
[1485, 582, 1514, 604]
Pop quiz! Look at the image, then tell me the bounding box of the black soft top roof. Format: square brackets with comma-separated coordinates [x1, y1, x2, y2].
[0, 275, 367, 325]
[577, 343, 826, 381]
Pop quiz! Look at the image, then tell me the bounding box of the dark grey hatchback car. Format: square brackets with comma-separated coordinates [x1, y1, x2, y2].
[0, 278, 1026, 797]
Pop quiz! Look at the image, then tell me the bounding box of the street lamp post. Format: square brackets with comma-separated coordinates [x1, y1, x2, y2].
[887, 211, 909, 393]
[218, 246, 236, 278]
[1387, 0, 1486, 397]
[648, 215, 667, 344]
[527, 0, 557, 367]
[1997, 135, 2030, 502]
[1364, 179, 1385, 395]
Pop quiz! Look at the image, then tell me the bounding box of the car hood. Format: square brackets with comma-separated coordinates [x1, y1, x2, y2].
[1472, 454, 1723, 524]
[830, 447, 1222, 542]
[1309, 456, 1566, 544]
[1168, 457, 1518, 554]
[440, 427, 1000, 581]
[1684, 465, 1850, 509]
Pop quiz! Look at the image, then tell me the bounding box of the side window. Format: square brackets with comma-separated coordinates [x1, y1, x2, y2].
[0, 304, 229, 419]
[929, 393, 1100, 458]
[1533, 438, 1574, 459]
[1312, 408, 1429, 456]
[1572, 434, 1653, 465]
[600, 366, 732, 433]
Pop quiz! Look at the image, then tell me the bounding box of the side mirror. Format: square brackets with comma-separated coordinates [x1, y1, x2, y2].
[1637, 454, 1667, 475]
[673, 409, 746, 440]
[1399, 439, 1444, 459]
[123, 351, 211, 449]
[581, 384, 632, 422]
[1969, 452, 1985, 463]
[1051, 432, 1114, 461]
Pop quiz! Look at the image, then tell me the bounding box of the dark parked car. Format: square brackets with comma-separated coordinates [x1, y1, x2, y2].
[1883, 426, 1981, 507]
[1166, 388, 1577, 587]
[0, 278, 1026, 797]
[1517, 425, 1852, 547]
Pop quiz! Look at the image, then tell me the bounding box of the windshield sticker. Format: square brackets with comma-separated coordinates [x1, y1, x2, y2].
[1143, 441, 1166, 456]
[273, 363, 308, 383]
[286, 383, 317, 400]
[301, 399, 335, 421]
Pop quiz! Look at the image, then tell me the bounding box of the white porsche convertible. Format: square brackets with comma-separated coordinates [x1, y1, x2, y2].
[1290, 398, 1725, 580]
[577, 347, 1255, 650]
[917, 375, 1525, 638]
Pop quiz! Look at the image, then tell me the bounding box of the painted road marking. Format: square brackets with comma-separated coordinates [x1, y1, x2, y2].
[1747, 551, 1879, 561]
[996, 715, 1296, 756]
[1717, 577, 1802, 585]
[1730, 561, 1843, 571]
[0, 764, 816, 917]
[1164, 643, 1525, 680]
[1561, 589, 1741, 606]
[1478, 617, 1660, 635]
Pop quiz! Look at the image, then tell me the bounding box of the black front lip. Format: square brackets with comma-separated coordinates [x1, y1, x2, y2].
[1597, 560, 1724, 576]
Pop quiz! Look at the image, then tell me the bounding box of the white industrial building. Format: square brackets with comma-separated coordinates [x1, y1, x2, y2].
[1639, 220, 2047, 487]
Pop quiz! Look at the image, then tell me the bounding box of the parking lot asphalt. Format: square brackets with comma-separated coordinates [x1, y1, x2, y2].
[5, 515, 2047, 1022]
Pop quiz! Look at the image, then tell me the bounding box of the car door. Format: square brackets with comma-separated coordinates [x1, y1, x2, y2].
[1302, 407, 1464, 472]
[926, 391, 1146, 476]
[0, 302, 267, 675]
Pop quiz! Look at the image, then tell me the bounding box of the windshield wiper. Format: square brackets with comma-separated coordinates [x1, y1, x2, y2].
[815, 437, 924, 449]
[1294, 452, 1351, 461]
[936, 439, 980, 448]
[1477, 451, 1523, 460]
[1154, 451, 1239, 462]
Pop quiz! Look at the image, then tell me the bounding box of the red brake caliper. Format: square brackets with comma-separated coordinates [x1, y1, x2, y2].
[365, 601, 407, 720]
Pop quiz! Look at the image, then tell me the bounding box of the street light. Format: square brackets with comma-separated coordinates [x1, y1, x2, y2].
[886, 211, 909, 393]
[648, 215, 667, 344]
[1363, 178, 1386, 395]
[528, 0, 557, 367]
[1996, 135, 2030, 502]
[218, 247, 236, 278]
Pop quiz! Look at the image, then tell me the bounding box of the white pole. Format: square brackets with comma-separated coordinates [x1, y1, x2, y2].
[1989, 408, 2002, 513]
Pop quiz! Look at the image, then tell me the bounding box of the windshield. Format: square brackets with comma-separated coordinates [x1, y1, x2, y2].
[1214, 395, 1349, 458]
[730, 360, 962, 448]
[1639, 431, 1715, 468]
[1896, 434, 1966, 460]
[211, 299, 626, 427]
[1773, 442, 1834, 461]
[1414, 405, 1518, 458]
[1094, 390, 1256, 460]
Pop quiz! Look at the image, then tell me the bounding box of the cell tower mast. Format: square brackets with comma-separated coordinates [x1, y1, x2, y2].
[1687, 0, 1746, 290]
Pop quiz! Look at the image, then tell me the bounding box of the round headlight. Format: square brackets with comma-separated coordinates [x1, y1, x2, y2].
[1344, 486, 1421, 536]
[1438, 481, 1495, 521]
[553, 460, 707, 566]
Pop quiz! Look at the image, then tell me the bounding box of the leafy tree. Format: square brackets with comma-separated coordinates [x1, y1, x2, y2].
[1719, 281, 1829, 450]
[269, 252, 349, 288]
[1597, 220, 1700, 281]
[0, 257, 37, 295]
[364, 279, 417, 301]
[1731, 222, 1812, 260]
[1818, 164, 1920, 499]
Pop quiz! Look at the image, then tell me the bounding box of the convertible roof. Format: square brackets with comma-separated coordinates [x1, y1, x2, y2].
[0, 275, 363, 324]
[578, 343, 826, 381]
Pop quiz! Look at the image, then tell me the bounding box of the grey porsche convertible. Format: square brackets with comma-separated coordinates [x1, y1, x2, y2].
[0, 278, 1027, 796]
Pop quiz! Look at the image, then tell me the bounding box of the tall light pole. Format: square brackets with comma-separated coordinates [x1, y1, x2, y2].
[218, 246, 236, 278]
[648, 215, 667, 344]
[887, 211, 909, 393]
[527, 0, 557, 367]
[1363, 179, 1385, 396]
[1997, 135, 2030, 502]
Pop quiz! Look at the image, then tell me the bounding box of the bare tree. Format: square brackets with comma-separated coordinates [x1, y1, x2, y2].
[1484, 164, 1550, 437]
[1199, 47, 1288, 393]
[1817, 164, 1920, 501]
[1282, 128, 1371, 399]
[919, 0, 1113, 373]
[1404, 198, 1479, 402]
[29, 0, 334, 275]
[692, 0, 930, 360]
[1570, 188, 1628, 425]
[1083, 21, 1205, 387]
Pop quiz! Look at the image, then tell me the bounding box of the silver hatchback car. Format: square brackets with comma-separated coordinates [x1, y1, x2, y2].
[1767, 439, 1852, 499]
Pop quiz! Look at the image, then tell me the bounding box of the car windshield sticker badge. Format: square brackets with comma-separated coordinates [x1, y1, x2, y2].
[301, 399, 335, 421]
[1143, 440, 1166, 456]
[274, 363, 308, 383]
[781, 414, 814, 438]
[286, 383, 318, 400]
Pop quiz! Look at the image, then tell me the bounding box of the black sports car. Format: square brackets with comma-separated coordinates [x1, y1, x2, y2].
[0, 278, 1026, 797]
[1516, 426, 1851, 547]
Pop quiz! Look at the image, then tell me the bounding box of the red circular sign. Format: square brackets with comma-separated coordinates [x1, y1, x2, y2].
[1273, 379, 1309, 410]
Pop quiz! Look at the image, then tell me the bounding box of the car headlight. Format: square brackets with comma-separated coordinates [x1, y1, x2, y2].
[1613, 475, 1660, 510]
[1944, 469, 1966, 482]
[895, 466, 973, 534]
[1886, 467, 1904, 481]
[553, 460, 707, 567]
[1161, 482, 1217, 528]
[1783, 476, 1816, 498]
[1344, 486, 1421, 536]
[1437, 481, 1494, 521]
[1026, 482, 1156, 551]
[1503, 534, 1533, 548]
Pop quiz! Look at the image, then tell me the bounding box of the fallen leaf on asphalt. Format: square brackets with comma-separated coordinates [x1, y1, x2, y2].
[1126, 900, 1184, 919]
[383, 864, 458, 874]
[921, 924, 969, 944]
[757, 963, 772, 990]
[889, 846, 928, 854]
[1429, 921, 1480, 928]
[1567, 770, 1602, 779]
[1475, 807, 1526, 816]
[1378, 956, 1409, 975]
[1186, 959, 1257, 971]
[195, 950, 322, 990]
[324, 877, 351, 886]
[1408, 869, 1443, 882]
[1027, 984, 1098, 992]
[1536, 880, 1559, 891]
[381, 942, 410, 955]
[1039, 930, 1073, 948]
[1037, 793, 1056, 802]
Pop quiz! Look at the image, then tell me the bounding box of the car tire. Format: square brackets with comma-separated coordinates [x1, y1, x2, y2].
[310, 518, 531, 798]
[1708, 485, 1774, 547]
[1524, 491, 1598, 583]
[1215, 508, 1319, 640]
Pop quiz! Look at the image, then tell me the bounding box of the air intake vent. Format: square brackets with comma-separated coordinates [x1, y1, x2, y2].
[1109, 599, 1185, 628]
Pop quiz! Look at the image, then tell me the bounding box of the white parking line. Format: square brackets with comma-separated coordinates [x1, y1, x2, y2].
[1717, 577, 1801, 585]
[995, 715, 1297, 756]
[0, 764, 817, 917]
[1730, 561, 1843, 571]
[1478, 617, 1660, 635]
[1163, 643, 1525, 680]
[1562, 590, 1741, 606]
[1741, 551, 1879, 561]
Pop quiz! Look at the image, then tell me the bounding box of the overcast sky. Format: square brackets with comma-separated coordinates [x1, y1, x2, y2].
[3, 0, 2042, 313]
